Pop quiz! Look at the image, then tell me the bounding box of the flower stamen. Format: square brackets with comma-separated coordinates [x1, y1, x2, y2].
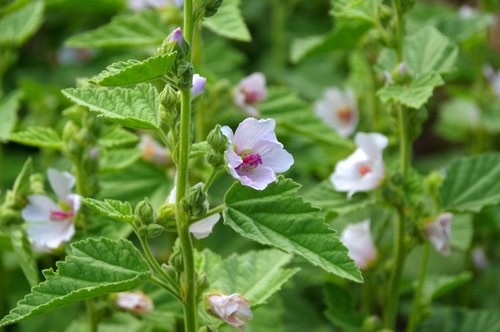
[336, 105, 353, 123]
[50, 210, 74, 221]
[357, 164, 372, 176]
[237, 153, 263, 172]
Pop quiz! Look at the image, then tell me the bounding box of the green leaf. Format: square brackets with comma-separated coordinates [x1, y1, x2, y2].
[201, 249, 299, 306]
[420, 308, 500, 332]
[203, 0, 251, 42]
[99, 126, 138, 148]
[323, 283, 365, 329]
[377, 72, 444, 109]
[0, 1, 44, 46]
[65, 11, 167, 48]
[99, 148, 142, 172]
[434, 99, 480, 142]
[421, 272, 472, 304]
[62, 84, 160, 130]
[440, 154, 500, 213]
[9, 127, 62, 149]
[223, 178, 363, 282]
[82, 198, 135, 223]
[9, 229, 39, 287]
[450, 214, 473, 251]
[190, 141, 211, 159]
[0, 91, 22, 141]
[11, 158, 33, 201]
[0, 238, 150, 327]
[330, 0, 381, 23]
[404, 26, 458, 75]
[90, 53, 177, 86]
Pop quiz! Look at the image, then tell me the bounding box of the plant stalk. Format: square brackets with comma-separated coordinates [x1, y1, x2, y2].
[407, 243, 430, 332]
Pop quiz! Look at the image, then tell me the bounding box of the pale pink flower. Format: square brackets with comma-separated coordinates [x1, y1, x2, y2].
[471, 247, 489, 269]
[167, 184, 220, 239]
[192, 74, 206, 96]
[340, 220, 377, 270]
[233, 73, 267, 117]
[128, 0, 168, 11]
[21, 169, 81, 252]
[221, 118, 294, 190]
[458, 5, 478, 18]
[115, 291, 154, 314]
[424, 213, 453, 256]
[169, 27, 183, 47]
[138, 134, 169, 164]
[330, 132, 388, 197]
[314, 88, 358, 137]
[208, 293, 253, 330]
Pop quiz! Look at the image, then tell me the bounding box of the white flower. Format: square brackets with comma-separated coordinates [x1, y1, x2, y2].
[458, 5, 478, 18]
[128, 0, 172, 11]
[233, 73, 267, 117]
[138, 134, 169, 164]
[314, 88, 358, 137]
[208, 293, 253, 330]
[424, 213, 452, 256]
[221, 118, 294, 190]
[471, 247, 489, 269]
[330, 132, 388, 197]
[167, 184, 220, 239]
[169, 27, 183, 47]
[115, 291, 154, 314]
[192, 73, 207, 96]
[21, 169, 81, 252]
[340, 220, 377, 270]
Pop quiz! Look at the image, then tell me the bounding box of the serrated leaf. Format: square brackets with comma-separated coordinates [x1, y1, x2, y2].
[404, 26, 458, 75]
[440, 154, 500, 213]
[420, 308, 500, 332]
[421, 272, 472, 304]
[9, 127, 62, 149]
[90, 53, 176, 86]
[0, 238, 150, 327]
[82, 198, 135, 223]
[65, 11, 167, 48]
[203, 0, 251, 42]
[62, 84, 160, 130]
[0, 91, 22, 141]
[377, 72, 444, 109]
[99, 126, 138, 148]
[100, 148, 142, 172]
[0, 1, 44, 46]
[223, 178, 363, 282]
[330, 0, 381, 23]
[201, 249, 299, 306]
[9, 229, 39, 287]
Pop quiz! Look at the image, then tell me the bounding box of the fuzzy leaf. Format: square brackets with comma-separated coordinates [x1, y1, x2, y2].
[203, 0, 251, 42]
[65, 11, 167, 48]
[404, 26, 458, 75]
[99, 148, 142, 172]
[99, 126, 138, 148]
[9, 229, 39, 287]
[0, 1, 44, 46]
[0, 91, 22, 141]
[421, 272, 472, 304]
[330, 0, 381, 23]
[62, 84, 160, 130]
[9, 127, 62, 149]
[440, 154, 500, 213]
[201, 249, 299, 306]
[11, 158, 33, 200]
[82, 198, 135, 223]
[0, 238, 150, 327]
[90, 53, 176, 86]
[223, 178, 363, 282]
[377, 72, 444, 109]
[420, 308, 500, 332]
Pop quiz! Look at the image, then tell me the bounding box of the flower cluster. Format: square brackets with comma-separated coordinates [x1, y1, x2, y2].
[21, 169, 81, 252]
[314, 87, 359, 137]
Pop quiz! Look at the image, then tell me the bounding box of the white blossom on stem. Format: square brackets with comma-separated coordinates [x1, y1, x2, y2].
[424, 212, 453, 256]
[138, 134, 170, 165]
[21, 169, 81, 252]
[221, 118, 293, 190]
[233, 73, 267, 117]
[192, 73, 207, 96]
[208, 293, 253, 330]
[330, 132, 388, 197]
[115, 291, 154, 314]
[314, 87, 358, 137]
[169, 27, 183, 47]
[340, 220, 377, 270]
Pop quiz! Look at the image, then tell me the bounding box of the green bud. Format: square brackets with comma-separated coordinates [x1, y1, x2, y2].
[200, 0, 223, 17]
[169, 247, 184, 273]
[156, 203, 177, 231]
[160, 84, 179, 109]
[186, 183, 206, 208]
[177, 61, 194, 90]
[207, 125, 228, 152]
[207, 151, 225, 168]
[0, 207, 21, 225]
[135, 198, 155, 226]
[390, 62, 411, 84]
[62, 121, 79, 143]
[162, 264, 179, 284]
[145, 224, 164, 238]
[191, 204, 207, 218]
[30, 173, 45, 194]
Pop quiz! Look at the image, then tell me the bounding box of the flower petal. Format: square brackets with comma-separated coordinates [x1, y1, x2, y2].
[232, 118, 276, 152]
[48, 168, 76, 201]
[22, 195, 58, 223]
[238, 166, 276, 190]
[27, 219, 75, 251]
[355, 132, 388, 160]
[253, 140, 294, 173]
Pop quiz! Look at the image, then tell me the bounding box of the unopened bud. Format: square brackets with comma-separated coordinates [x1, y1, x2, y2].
[30, 173, 45, 194]
[207, 151, 224, 167]
[62, 121, 79, 143]
[156, 203, 177, 231]
[169, 247, 184, 272]
[145, 224, 164, 238]
[186, 183, 206, 208]
[192, 73, 206, 96]
[201, 0, 223, 17]
[135, 198, 155, 226]
[207, 125, 228, 152]
[391, 62, 411, 84]
[177, 61, 194, 90]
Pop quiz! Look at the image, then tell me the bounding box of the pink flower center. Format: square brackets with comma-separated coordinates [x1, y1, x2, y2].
[50, 210, 74, 221]
[242, 89, 261, 104]
[237, 153, 263, 172]
[357, 164, 372, 176]
[336, 105, 353, 123]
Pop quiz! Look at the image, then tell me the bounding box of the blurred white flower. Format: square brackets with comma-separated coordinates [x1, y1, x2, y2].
[208, 293, 253, 330]
[57, 47, 96, 65]
[458, 5, 478, 19]
[314, 88, 358, 137]
[330, 132, 388, 197]
[192, 73, 207, 96]
[221, 118, 293, 190]
[138, 134, 169, 165]
[471, 247, 489, 270]
[424, 213, 452, 256]
[128, 0, 171, 11]
[233, 73, 267, 117]
[340, 220, 377, 270]
[115, 291, 154, 314]
[483, 65, 500, 98]
[21, 169, 81, 252]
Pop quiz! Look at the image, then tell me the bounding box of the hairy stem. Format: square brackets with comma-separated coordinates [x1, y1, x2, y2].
[407, 244, 430, 332]
[203, 168, 221, 192]
[86, 299, 97, 332]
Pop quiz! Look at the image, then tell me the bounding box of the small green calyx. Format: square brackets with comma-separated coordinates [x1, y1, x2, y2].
[135, 198, 155, 226]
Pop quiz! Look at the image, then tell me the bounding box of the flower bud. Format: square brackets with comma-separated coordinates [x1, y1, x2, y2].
[207, 125, 228, 152]
[114, 291, 154, 314]
[62, 121, 79, 143]
[198, 0, 223, 17]
[192, 73, 206, 96]
[207, 292, 253, 329]
[207, 151, 225, 167]
[169, 27, 183, 47]
[156, 203, 177, 231]
[30, 173, 45, 195]
[135, 198, 155, 226]
[186, 183, 206, 210]
[177, 61, 194, 90]
[145, 224, 164, 238]
[169, 246, 184, 273]
[423, 213, 452, 255]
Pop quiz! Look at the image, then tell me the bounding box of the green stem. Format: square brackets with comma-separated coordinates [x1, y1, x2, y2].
[203, 168, 221, 192]
[392, 0, 404, 62]
[190, 205, 225, 223]
[361, 270, 374, 313]
[397, 105, 409, 175]
[270, 0, 287, 70]
[407, 244, 430, 332]
[86, 299, 97, 332]
[150, 276, 182, 302]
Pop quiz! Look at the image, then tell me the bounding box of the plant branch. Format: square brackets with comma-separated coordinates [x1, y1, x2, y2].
[407, 243, 430, 332]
